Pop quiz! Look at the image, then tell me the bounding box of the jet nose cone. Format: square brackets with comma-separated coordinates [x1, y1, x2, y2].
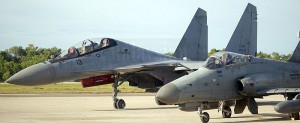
[156, 83, 180, 104]
[6, 63, 56, 86]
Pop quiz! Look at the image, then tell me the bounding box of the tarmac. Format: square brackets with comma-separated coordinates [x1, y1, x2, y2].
[0, 94, 298, 123]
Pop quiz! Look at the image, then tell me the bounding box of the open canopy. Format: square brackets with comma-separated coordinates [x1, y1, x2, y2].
[49, 38, 117, 63]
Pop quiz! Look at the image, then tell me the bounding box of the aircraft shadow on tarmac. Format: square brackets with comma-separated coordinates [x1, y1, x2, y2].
[212, 113, 288, 123]
[221, 118, 288, 123]
[94, 107, 177, 111]
[257, 101, 282, 106]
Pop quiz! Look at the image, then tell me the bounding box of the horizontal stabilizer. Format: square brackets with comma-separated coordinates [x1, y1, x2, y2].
[225, 3, 257, 56]
[173, 8, 208, 61]
[288, 41, 300, 63]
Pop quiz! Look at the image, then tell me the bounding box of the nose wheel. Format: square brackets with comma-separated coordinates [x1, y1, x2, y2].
[198, 104, 210, 123]
[114, 99, 126, 109]
[112, 74, 126, 109]
[200, 112, 210, 123]
[222, 106, 232, 118]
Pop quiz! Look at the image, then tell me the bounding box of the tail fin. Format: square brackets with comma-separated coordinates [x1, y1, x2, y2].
[173, 8, 208, 61]
[288, 41, 300, 63]
[225, 3, 257, 56]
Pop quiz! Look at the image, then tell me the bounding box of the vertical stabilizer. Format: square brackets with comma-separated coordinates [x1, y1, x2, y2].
[173, 8, 208, 61]
[288, 41, 300, 63]
[225, 3, 257, 56]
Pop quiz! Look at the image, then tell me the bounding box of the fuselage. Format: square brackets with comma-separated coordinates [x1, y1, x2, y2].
[156, 52, 300, 105]
[6, 38, 178, 86]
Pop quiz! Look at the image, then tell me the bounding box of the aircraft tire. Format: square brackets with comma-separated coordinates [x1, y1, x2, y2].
[113, 101, 117, 109]
[222, 106, 232, 118]
[200, 112, 209, 123]
[291, 112, 300, 120]
[116, 99, 126, 109]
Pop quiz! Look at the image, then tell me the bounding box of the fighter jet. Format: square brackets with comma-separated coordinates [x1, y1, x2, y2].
[156, 37, 300, 122]
[156, 2, 257, 120]
[6, 4, 256, 111]
[6, 8, 209, 110]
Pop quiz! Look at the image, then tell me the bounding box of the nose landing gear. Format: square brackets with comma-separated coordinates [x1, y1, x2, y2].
[112, 74, 126, 109]
[198, 104, 210, 123]
[222, 106, 232, 118]
[218, 101, 232, 118]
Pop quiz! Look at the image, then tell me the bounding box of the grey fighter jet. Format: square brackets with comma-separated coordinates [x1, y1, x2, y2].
[156, 42, 300, 122]
[6, 4, 256, 111]
[156, 2, 258, 120]
[5, 8, 208, 110]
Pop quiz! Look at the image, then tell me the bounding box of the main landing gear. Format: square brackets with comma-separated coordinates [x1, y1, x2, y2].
[222, 106, 232, 118]
[198, 103, 210, 123]
[218, 101, 232, 118]
[112, 74, 126, 109]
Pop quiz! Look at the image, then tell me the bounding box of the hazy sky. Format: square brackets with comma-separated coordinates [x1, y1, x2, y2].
[0, 0, 299, 54]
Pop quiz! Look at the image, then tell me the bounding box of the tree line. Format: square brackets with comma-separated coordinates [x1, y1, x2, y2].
[0, 45, 292, 82]
[165, 48, 292, 61]
[0, 44, 61, 81]
[207, 48, 292, 61]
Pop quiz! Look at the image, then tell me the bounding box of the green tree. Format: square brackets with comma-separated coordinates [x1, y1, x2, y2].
[8, 46, 26, 58]
[0, 45, 61, 81]
[164, 52, 174, 56]
[271, 52, 281, 60]
[256, 51, 271, 59]
[208, 48, 225, 56]
[280, 54, 292, 61]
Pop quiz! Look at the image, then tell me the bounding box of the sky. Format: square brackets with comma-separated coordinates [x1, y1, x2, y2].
[0, 0, 299, 54]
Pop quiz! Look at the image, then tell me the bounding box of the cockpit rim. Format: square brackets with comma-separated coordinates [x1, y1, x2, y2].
[203, 51, 253, 69]
[49, 38, 118, 63]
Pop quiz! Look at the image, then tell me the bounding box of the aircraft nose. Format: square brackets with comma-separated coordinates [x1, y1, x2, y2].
[156, 83, 180, 104]
[6, 63, 56, 86]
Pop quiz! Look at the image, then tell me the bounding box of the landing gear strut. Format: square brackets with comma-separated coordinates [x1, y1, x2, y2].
[112, 74, 126, 109]
[198, 103, 210, 123]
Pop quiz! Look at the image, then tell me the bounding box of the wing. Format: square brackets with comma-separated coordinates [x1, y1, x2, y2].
[75, 60, 203, 76]
[115, 60, 203, 73]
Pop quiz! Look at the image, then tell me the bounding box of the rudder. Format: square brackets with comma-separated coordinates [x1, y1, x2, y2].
[173, 8, 208, 61]
[225, 3, 257, 56]
[288, 41, 300, 63]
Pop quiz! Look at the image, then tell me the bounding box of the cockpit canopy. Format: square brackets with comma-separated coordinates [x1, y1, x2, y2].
[49, 38, 117, 63]
[203, 52, 252, 69]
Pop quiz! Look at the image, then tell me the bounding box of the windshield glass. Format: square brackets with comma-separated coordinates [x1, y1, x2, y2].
[204, 52, 251, 69]
[49, 38, 117, 63]
[204, 57, 224, 69]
